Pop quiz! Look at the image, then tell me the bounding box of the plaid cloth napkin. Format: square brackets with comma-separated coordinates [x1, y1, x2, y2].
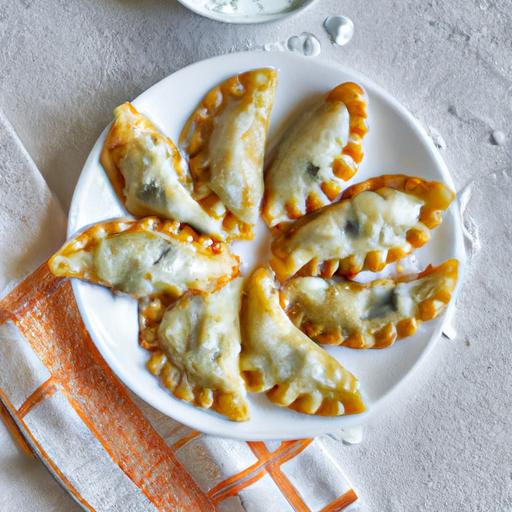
[0, 110, 361, 511]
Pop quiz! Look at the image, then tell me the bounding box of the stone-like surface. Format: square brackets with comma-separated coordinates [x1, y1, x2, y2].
[0, 0, 511, 510]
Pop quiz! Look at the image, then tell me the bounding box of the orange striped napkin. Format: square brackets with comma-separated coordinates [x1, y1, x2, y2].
[0, 110, 360, 512]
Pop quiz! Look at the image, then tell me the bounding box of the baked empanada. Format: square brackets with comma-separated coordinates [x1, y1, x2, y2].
[282, 259, 458, 349]
[270, 175, 455, 282]
[146, 278, 249, 422]
[48, 217, 239, 299]
[180, 68, 277, 237]
[101, 103, 226, 239]
[240, 268, 365, 416]
[263, 82, 368, 228]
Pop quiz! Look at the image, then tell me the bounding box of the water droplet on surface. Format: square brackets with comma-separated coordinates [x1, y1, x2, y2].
[428, 126, 447, 149]
[303, 34, 320, 56]
[323, 15, 354, 46]
[490, 129, 506, 145]
[286, 32, 321, 57]
[479, 0, 489, 10]
[287, 35, 303, 52]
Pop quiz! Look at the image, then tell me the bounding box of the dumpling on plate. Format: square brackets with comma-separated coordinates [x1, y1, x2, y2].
[146, 278, 249, 422]
[240, 267, 365, 416]
[270, 175, 455, 282]
[48, 217, 240, 299]
[263, 82, 369, 229]
[282, 259, 459, 349]
[100, 103, 227, 240]
[180, 68, 278, 239]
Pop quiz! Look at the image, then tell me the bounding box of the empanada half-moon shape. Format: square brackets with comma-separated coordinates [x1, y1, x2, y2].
[180, 68, 277, 235]
[270, 175, 455, 282]
[240, 268, 365, 416]
[282, 259, 459, 349]
[48, 217, 240, 299]
[263, 82, 369, 228]
[145, 278, 249, 422]
[100, 103, 227, 240]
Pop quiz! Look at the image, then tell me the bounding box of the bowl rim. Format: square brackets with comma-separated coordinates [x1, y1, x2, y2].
[175, 0, 320, 24]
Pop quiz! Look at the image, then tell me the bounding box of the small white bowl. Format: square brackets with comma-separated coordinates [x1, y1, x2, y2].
[176, 0, 319, 24]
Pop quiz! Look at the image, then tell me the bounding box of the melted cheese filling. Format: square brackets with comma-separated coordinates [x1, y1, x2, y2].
[275, 188, 424, 272]
[265, 100, 350, 223]
[117, 109, 225, 238]
[208, 96, 266, 225]
[158, 278, 246, 393]
[241, 269, 358, 396]
[284, 269, 451, 342]
[90, 231, 236, 298]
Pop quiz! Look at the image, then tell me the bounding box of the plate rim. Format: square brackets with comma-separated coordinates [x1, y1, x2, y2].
[68, 50, 466, 440]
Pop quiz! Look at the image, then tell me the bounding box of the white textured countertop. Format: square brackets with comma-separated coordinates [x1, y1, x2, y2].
[1, 1, 511, 510]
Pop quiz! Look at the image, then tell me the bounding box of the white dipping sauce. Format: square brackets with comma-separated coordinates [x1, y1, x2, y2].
[204, 0, 305, 15]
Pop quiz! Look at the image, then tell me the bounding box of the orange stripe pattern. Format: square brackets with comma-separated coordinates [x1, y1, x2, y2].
[0, 264, 214, 512]
[17, 376, 58, 418]
[172, 430, 201, 450]
[206, 440, 311, 504]
[0, 262, 359, 512]
[0, 396, 34, 457]
[0, 388, 95, 511]
[248, 441, 312, 512]
[319, 489, 358, 512]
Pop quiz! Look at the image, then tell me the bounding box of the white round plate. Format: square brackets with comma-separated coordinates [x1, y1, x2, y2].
[69, 51, 465, 440]
[176, 0, 318, 24]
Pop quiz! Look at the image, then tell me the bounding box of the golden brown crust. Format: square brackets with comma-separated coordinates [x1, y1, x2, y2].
[144, 278, 249, 422]
[48, 217, 240, 297]
[180, 68, 277, 237]
[50, 217, 227, 265]
[283, 259, 459, 349]
[240, 267, 365, 416]
[326, 82, 369, 181]
[262, 82, 369, 229]
[138, 295, 176, 350]
[270, 174, 455, 281]
[100, 103, 191, 217]
[147, 349, 249, 420]
[341, 174, 455, 229]
[180, 69, 276, 162]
